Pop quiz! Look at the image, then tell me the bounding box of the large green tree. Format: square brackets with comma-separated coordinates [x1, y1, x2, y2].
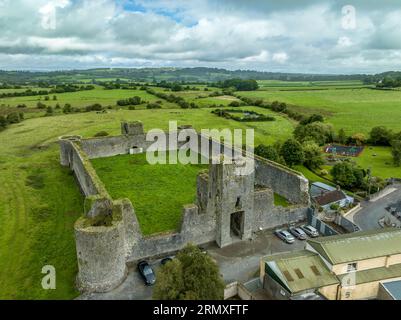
[330, 162, 364, 189]
[303, 141, 324, 169]
[294, 122, 334, 145]
[369, 126, 393, 146]
[280, 139, 304, 167]
[153, 244, 225, 300]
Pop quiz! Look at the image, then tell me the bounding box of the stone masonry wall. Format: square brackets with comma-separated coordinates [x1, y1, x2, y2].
[60, 123, 311, 293]
[255, 159, 310, 205]
[127, 204, 216, 261]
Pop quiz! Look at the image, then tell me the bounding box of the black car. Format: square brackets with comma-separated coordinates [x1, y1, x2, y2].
[138, 261, 156, 286]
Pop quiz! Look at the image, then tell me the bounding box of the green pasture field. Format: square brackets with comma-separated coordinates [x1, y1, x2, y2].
[91, 152, 207, 235]
[149, 86, 239, 108]
[256, 80, 368, 91]
[0, 86, 179, 109]
[238, 87, 401, 135]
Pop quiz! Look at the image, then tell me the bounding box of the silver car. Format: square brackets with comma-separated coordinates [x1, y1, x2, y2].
[301, 225, 319, 238]
[289, 227, 307, 240]
[275, 229, 295, 244]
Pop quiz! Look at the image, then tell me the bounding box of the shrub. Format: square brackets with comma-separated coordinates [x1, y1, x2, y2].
[146, 103, 162, 109]
[229, 101, 241, 107]
[45, 106, 53, 116]
[63, 103, 72, 114]
[36, 102, 46, 109]
[255, 144, 280, 162]
[94, 131, 109, 137]
[6, 112, 22, 124]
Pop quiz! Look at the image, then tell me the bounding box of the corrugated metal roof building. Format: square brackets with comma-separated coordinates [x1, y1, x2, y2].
[260, 228, 401, 300]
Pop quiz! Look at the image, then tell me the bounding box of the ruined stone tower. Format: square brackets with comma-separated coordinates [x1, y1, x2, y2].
[208, 156, 255, 247]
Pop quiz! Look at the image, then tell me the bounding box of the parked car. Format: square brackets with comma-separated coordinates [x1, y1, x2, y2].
[275, 229, 295, 244]
[288, 226, 307, 240]
[301, 225, 319, 237]
[161, 257, 173, 265]
[138, 261, 156, 286]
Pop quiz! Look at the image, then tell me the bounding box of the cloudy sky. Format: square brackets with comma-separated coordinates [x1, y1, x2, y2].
[1, 0, 401, 73]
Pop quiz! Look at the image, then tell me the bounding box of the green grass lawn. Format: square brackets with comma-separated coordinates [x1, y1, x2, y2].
[354, 146, 400, 179]
[238, 87, 401, 135]
[91, 152, 207, 235]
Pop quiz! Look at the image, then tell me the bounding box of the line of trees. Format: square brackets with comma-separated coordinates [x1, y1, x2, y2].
[0, 84, 94, 99]
[214, 79, 259, 91]
[145, 88, 199, 109]
[116, 96, 144, 106]
[211, 108, 275, 122]
[234, 95, 307, 122]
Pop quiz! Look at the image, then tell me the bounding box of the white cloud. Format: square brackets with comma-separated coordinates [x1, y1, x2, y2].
[272, 52, 288, 64]
[0, 0, 401, 72]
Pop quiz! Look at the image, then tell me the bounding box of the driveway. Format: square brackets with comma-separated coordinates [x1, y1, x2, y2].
[206, 230, 305, 284]
[77, 264, 155, 300]
[78, 228, 306, 300]
[353, 183, 401, 230]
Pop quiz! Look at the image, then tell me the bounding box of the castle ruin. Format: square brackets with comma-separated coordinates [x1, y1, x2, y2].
[59, 121, 310, 293]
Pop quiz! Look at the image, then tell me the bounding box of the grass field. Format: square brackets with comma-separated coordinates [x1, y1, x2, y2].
[256, 80, 368, 90]
[239, 87, 401, 135]
[91, 152, 207, 235]
[353, 146, 397, 179]
[0, 86, 179, 109]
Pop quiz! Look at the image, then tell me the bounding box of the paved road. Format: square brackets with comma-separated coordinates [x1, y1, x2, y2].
[77, 264, 155, 300]
[78, 229, 306, 300]
[353, 184, 401, 230]
[207, 230, 305, 284]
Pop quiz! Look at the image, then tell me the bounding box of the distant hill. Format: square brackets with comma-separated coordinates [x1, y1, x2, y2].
[0, 67, 398, 84]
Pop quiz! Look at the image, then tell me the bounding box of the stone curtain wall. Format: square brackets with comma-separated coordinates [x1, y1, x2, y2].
[59, 122, 311, 293]
[59, 137, 108, 197]
[193, 133, 309, 205]
[253, 188, 307, 230]
[254, 159, 310, 205]
[127, 204, 217, 262]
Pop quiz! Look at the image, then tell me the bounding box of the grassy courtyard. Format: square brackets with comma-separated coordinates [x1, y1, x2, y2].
[91, 152, 208, 235]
